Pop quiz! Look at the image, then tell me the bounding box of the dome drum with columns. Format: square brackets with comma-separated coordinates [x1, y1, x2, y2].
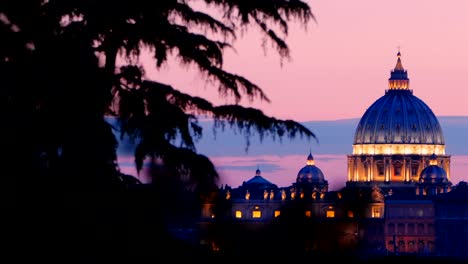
[346, 52, 452, 194]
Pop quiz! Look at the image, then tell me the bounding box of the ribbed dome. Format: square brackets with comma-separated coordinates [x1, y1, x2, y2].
[297, 166, 326, 183]
[353, 52, 444, 146]
[419, 165, 448, 183]
[353, 90, 444, 145]
[296, 153, 326, 184]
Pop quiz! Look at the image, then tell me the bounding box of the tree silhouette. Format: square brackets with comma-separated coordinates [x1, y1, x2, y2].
[0, 0, 316, 261]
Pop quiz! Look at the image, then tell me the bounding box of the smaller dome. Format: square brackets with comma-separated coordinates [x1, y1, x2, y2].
[297, 166, 326, 183]
[296, 153, 326, 184]
[242, 167, 278, 189]
[419, 165, 448, 183]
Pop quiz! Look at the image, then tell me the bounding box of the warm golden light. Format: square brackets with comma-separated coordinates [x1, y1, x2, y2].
[305, 210, 312, 218]
[235, 211, 242, 218]
[372, 207, 381, 218]
[252, 210, 261, 218]
[326, 210, 335, 218]
[274, 210, 281, 218]
[353, 144, 445, 155]
[388, 79, 409, 90]
[211, 242, 220, 252]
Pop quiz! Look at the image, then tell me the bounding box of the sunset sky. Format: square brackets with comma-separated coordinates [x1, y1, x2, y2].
[143, 0, 468, 122]
[125, 0, 468, 189]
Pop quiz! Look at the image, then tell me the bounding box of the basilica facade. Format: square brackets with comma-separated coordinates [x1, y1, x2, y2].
[198, 52, 462, 258]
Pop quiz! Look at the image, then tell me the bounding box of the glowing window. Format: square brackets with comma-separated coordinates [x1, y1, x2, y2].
[372, 207, 381, 218]
[235, 211, 242, 218]
[326, 210, 335, 218]
[252, 210, 262, 218]
[274, 210, 281, 218]
[305, 210, 312, 218]
[348, 211, 354, 218]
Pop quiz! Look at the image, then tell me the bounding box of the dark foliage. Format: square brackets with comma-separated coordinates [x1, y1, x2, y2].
[0, 0, 316, 261]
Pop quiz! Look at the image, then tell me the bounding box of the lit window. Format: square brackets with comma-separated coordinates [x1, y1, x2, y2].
[326, 210, 335, 218]
[372, 207, 381, 218]
[252, 210, 262, 218]
[305, 210, 312, 218]
[274, 210, 281, 218]
[235, 211, 242, 218]
[348, 211, 354, 218]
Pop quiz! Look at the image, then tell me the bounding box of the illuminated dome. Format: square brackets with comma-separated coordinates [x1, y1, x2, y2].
[419, 165, 448, 183]
[419, 154, 448, 183]
[297, 153, 326, 184]
[352, 52, 445, 156]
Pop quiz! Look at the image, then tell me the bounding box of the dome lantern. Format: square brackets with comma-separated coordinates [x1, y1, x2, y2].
[306, 152, 315, 166]
[255, 167, 261, 176]
[388, 51, 410, 90]
[429, 153, 438, 166]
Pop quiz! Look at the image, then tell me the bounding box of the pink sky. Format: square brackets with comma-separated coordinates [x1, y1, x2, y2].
[142, 0, 468, 122]
[120, 154, 468, 191]
[128, 0, 468, 188]
[209, 155, 468, 191]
